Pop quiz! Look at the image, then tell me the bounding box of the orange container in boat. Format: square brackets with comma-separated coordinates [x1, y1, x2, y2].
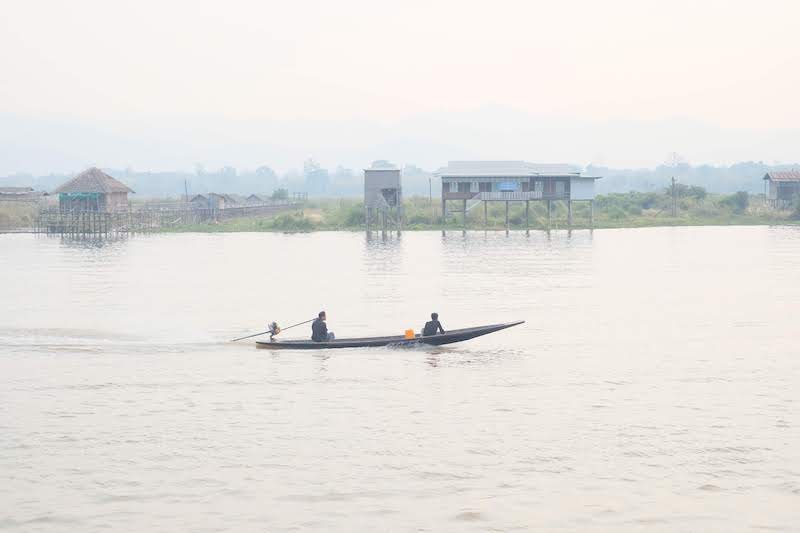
[404, 329, 415, 339]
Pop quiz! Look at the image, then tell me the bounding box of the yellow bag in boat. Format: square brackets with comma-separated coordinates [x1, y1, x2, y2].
[404, 329, 415, 339]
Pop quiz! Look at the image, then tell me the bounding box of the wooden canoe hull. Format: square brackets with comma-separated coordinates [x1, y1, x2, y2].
[255, 321, 524, 350]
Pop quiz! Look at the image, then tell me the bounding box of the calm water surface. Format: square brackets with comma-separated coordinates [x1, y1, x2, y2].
[1, 227, 799, 532]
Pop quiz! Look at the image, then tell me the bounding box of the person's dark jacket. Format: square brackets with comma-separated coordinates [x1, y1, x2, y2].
[422, 320, 445, 336]
[311, 318, 328, 342]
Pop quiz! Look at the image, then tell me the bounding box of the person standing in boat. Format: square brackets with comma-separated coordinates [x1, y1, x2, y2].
[311, 311, 335, 342]
[422, 312, 445, 336]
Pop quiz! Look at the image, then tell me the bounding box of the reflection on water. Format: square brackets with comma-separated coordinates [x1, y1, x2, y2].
[1, 227, 799, 532]
[56, 234, 130, 248]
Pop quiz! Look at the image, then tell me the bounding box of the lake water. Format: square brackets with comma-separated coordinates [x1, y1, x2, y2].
[1, 227, 799, 532]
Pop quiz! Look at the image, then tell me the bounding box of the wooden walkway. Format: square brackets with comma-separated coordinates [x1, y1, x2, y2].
[33, 201, 301, 237]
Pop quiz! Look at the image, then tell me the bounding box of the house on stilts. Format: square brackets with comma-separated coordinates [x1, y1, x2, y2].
[435, 161, 601, 228]
[53, 167, 134, 212]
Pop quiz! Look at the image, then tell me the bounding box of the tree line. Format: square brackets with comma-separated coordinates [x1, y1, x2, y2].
[1, 159, 796, 198]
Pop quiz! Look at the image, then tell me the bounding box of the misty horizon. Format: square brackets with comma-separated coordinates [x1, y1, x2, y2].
[2, 109, 799, 178]
[2, 157, 791, 198]
[2, 1, 799, 177]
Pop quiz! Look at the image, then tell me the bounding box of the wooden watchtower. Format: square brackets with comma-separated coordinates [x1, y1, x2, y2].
[364, 165, 402, 235]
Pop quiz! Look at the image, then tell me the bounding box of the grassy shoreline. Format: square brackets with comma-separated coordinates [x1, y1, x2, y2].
[155, 193, 800, 233]
[4, 192, 798, 234]
[156, 218, 799, 234]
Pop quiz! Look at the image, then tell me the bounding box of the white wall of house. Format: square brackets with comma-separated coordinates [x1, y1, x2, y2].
[570, 177, 595, 200]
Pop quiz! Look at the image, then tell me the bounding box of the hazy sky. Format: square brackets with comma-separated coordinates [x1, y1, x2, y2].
[1, 0, 799, 174]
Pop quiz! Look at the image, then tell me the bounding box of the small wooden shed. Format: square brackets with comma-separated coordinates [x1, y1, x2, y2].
[53, 168, 134, 212]
[764, 171, 800, 207]
[189, 194, 209, 209]
[208, 193, 236, 210]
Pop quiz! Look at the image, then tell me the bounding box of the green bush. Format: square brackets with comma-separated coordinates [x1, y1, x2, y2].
[721, 191, 749, 213]
[271, 212, 315, 232]
[507, 214, 522, 225]
[344, 206, 364, 227]
[639, 192, 662, 209]
[406, 213, 430, 226]
[689, 185, 708, 201]
[271, 188, 289, 200]
[606, 206, 627, 220]
[693, 204, 722, 217]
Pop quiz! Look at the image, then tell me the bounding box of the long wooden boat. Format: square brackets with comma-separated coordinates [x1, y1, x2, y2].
[256, 321, 524, 350]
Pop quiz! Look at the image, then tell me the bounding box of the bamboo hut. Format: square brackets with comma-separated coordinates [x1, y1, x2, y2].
[53, 167, 134, 212]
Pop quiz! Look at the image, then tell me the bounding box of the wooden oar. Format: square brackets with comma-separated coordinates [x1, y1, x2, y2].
[230, 330, 273, 342]
[230, 317, 315, 342]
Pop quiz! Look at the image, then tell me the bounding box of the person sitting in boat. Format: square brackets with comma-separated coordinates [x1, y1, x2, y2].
[422, 312, 445, 336]
[311, 311, 335, 342]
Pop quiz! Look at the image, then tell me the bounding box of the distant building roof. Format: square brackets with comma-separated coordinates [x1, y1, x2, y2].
[435, 161, 582, 178]
[0, 186, 34, 194]
[53, 167, 134, 194]
[764, 170, 800, 182]
[368, 160, 398, 169]
[208, 192, 237, 203]
[190, 194, 208, 202]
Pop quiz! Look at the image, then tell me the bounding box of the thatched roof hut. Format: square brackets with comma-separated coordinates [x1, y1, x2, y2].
[53, 168, 134, 212]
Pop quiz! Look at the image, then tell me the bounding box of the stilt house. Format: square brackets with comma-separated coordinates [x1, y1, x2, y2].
[435, 161, 600, 226]
[53, 168, 134, 212]
[764, 171, 800, 208]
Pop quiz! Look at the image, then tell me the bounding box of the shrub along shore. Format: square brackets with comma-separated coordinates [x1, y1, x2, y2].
[158, 191, 800, 233]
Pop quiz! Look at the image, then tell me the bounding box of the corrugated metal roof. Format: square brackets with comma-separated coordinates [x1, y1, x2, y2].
[764, 170, 800, 182]
[53, 168, 134, 194]
[435, 161, 581, 177]
[208, 192, 238, 203]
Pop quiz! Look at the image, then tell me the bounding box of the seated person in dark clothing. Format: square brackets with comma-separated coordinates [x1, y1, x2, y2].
[422, 312, 445, 336]
[311, 311, 335, 341]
